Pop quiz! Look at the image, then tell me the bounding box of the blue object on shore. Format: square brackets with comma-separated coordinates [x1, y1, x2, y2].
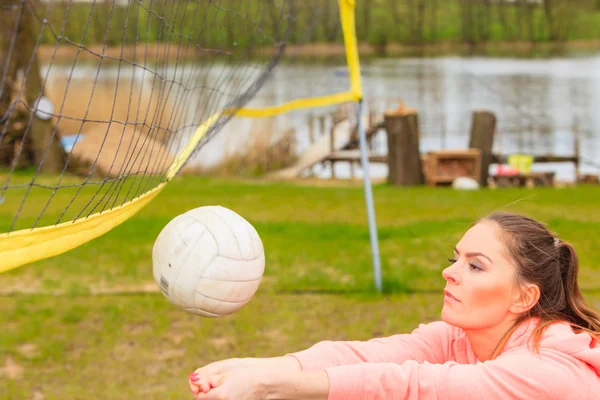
[60, 134, 84, 152]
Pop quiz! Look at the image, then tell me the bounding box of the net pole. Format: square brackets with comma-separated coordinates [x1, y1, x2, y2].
[356, 98, 382, 292]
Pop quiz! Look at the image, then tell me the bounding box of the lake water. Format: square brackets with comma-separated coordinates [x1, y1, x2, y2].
[43, 53, 600, 182]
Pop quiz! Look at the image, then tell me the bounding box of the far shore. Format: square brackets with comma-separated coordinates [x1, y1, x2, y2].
[37, 39, 600, 64]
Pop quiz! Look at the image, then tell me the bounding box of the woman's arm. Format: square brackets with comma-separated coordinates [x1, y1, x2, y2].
[190, 368, 329, 400]
[317, 350, 591, 400]
[288, 321, 456, 371]
[192, 320, 456, 394]
[263, 370, 330, 400]
[244, 356, 303, 371]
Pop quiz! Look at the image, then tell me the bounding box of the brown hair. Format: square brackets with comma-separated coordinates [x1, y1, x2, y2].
[479, 212, 600, 358]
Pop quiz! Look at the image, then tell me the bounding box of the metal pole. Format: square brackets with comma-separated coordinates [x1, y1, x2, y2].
[356, 99, 382, 292]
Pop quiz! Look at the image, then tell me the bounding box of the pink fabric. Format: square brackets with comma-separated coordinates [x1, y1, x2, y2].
[289, 319, 600, 400]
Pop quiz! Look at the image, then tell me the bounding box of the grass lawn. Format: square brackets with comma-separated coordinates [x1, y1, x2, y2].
[1, 176, 599, 399]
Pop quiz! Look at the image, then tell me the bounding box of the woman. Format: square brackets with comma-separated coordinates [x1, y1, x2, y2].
[188, 212, 600, 399]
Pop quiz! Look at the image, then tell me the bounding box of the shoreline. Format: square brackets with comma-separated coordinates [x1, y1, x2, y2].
[37, 39, 600, 64]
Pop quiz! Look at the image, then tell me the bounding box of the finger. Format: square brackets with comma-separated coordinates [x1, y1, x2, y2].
[189, 379, 201, 394]
[200, 380, 212, 393]
[188, 373, 200, 391]
[190, 375, 212, 394]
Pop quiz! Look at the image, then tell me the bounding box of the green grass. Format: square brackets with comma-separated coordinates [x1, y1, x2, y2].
[1, 176, 600, 398]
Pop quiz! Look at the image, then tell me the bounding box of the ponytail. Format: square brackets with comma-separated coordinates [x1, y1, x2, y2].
[557, 241, 600, 334]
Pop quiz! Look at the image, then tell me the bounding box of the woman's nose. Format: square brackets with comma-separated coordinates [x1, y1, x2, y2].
[442, 261, 459, 283]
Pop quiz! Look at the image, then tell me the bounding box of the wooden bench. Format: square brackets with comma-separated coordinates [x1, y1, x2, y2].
[490, 172, 556, 188]
[422, 149, 482, 187]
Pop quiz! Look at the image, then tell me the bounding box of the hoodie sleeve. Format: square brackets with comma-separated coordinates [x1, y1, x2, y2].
[288, 321, 456, 371]
[323, 350, 591, 400]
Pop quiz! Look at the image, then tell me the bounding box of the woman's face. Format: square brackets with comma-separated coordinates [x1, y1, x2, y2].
[441, 221, 523, 330]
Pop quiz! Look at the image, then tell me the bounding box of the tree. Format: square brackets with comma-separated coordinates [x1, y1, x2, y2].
[0, 0, 67, 172]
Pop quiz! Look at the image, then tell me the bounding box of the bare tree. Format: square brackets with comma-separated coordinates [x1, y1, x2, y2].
[322, 0, 339, 42]
[475, 0, 493, 43]
[0, 1, 67, 172]
[496, 1, 516, 40]
[361, 0, 372, 40]
[460, 0, 476, 45]
[543, 0, 558, 41]
[429, 0, 439, 42]
[388, 0, 402, 23]
[411, 0, 427, 43]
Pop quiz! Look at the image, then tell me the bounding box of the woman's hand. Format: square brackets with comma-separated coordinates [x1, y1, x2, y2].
[188, 356, 302, 395]
[190, 367, 274, 400]
[188, 358, 243, 394]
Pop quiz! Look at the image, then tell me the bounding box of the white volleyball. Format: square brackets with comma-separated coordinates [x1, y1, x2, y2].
[152, 205, 265, 317]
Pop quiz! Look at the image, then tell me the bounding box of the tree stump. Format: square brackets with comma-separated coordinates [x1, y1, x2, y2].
[468, 110, 497, 187]
[384, 105, 424, 186]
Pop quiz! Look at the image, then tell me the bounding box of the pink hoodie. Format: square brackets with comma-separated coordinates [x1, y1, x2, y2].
[289, 319, 600, 400]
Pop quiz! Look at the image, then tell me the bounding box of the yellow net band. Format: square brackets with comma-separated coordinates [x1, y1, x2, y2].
[0, 183, 165, 273]
[231, 91, 360, 118]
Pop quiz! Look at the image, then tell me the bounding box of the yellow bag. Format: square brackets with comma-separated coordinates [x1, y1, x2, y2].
[508, 154, 533, 174]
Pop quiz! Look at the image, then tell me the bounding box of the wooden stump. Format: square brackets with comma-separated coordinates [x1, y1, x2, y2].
[468, 110, 497, 187]
[384, 108, 424, 186]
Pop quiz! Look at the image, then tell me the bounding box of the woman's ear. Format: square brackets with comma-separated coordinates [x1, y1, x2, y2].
[510, 283, 540, 314]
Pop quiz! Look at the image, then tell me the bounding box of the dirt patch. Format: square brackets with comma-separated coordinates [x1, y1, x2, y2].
[264, 329, 286, 342]
[323, 267, 353, 285]
[209, 337, 236, 351]
[44, 78, 173, 136]
[42, 77, 177, 178]
[0, 356, 24, 380]
[89, 282, 159, 295]
[156, 348, 186, 361]
[32, 391, 45, 400]
[0, 280, 43, 295]
[70, 124, 174, 178]
[0, 282, 160, 296]
[112, 340, 138, 362]
[17, 344, 39, 359]
[123, 322, 151, 336]
[168, 331, 193, 346]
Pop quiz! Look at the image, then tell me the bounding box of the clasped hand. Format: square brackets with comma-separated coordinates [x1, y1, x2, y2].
[188, 359, 274, 400]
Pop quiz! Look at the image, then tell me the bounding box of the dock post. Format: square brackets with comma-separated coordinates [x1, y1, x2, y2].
[468, 110, 497, 187]
[383, 107, 424, 186]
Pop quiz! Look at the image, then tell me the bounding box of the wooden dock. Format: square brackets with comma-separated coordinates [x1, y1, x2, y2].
[268, 115, 381, 179]
[268, 119, 356, 179]
[267, 105, 583, 184]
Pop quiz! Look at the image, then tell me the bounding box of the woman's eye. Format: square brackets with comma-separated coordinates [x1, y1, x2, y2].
[469, 263, 483, 271]
[448, 258, 457, 264]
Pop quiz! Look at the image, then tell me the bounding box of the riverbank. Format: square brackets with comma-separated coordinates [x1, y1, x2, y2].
[37, 39, 600, 65]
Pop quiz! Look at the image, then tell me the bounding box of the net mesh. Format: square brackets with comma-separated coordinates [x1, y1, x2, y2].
[0, 0, 356, 237]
